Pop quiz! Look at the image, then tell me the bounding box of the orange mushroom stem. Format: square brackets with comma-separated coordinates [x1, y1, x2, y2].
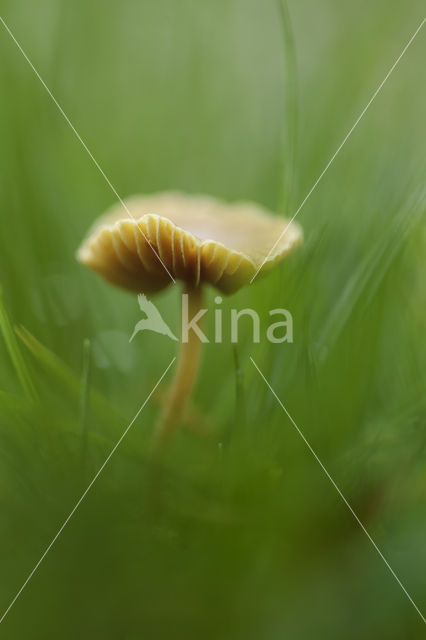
[152, 283, 204, 451]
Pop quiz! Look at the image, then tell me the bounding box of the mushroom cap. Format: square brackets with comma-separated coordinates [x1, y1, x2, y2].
[77, 192, 302, 294]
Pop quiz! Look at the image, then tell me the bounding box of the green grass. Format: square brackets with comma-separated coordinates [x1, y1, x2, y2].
[0, 0, 425, 638]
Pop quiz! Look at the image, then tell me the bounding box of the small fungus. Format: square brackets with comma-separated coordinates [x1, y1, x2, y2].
[77, 192, 302, 448]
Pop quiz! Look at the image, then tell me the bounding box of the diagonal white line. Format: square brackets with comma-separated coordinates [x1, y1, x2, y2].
[0, 357, 176, 626]
[250, 17, 426, 283]
[0, 15, 176, 284]
[250, 356, 426, 625]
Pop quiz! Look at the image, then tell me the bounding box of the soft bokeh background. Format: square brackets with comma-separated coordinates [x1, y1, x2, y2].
[0, 0, 425, 637]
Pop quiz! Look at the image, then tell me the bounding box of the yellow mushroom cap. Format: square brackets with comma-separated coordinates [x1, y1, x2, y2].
[77, 192, 302, 294]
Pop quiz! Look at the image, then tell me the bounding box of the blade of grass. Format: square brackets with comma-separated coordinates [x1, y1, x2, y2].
[277, 0, 299, 216]
[232, 344, 247, 431]
[318, 195, 425, 353]
[80, 338, 92, 465]
[0, 286, 37, 402]
[15, 325, 122, 430]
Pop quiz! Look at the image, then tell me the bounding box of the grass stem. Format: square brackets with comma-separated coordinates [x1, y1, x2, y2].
[277, 0, 299, 216]
[0, 286, 37, 402]
[80, 338, 92, 465]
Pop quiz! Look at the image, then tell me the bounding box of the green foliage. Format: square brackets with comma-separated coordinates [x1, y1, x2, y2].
[0, 0, 425, 638]
[0, 287, 37, 401]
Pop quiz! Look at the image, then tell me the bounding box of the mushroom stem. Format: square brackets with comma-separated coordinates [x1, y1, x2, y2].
[152, 283, 204, 451]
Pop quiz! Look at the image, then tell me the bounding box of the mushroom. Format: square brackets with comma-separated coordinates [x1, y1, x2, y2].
[77, 192, 302, 448]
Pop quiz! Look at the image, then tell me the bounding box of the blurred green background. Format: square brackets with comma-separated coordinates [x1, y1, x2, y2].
[0, 0, 425, 637]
